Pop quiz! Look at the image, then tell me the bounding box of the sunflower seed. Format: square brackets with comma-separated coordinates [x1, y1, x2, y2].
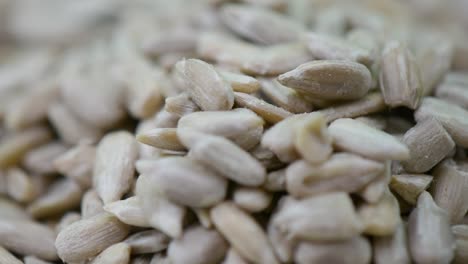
[211, 202, 279, 264]
[137, 128, 185, 152]
[23, 142, 68, 175]
[53, 142, 96, 188]
[272, 192, 363, 241]
[250, 145, 284, 171]
[294, 236, 372, 264]
[373, 222, 411, 264]
[81, 189, 104, 219]
[174, 59, 234, 111]
[220, 71, 260, 94]
[435, 80, 468, 109]
[0, 246, 23, 264]
[359, 160, 392, 203]
[56, 212, 81, 233]
[418, 39, 453, 96]
[389, 174, 433, 205]
[220, 4, 304, 45]
[233, 187, 272, 212]
[305, 32, 375, 66]
[329, 118, 410, 161]
[408, 191, 455, 264]
[48, 102, 103, 144]
[168, 225, 228, 264]
[89, 242, 130, 264]
[286, 153, 384, 198]
[234, 92, 293, 124]
[318, 92, 386, 122]
[259, 78, 312, 114]
[222, 248, 249, 264]
[93, 131, 138, 204]
[415, 97, 468, 147]
[358, 189, 401, 236]
[124, 230, 170, 255]
[0, 219, 57, 261]
[379, 41, 422, 109]
[55, 212, 129, 263]
[5, 79, 59, 130]
[431, 160, 468, 223]
[103, 196, 149, 227]
[136, 173, 186, 238]
[0, 126, 52, 169]
[28, 178, 83, 219]
[143, 157, 227, 207]
[142, 28, 197, 57]
[153, 110, 180, 129]
[177, 109, 264, 150]
[293, 112, 332, 164]
[164, 93, 200, 117]
[6, 168, 36, 203]
[452, 225, 468, 264]
[0, 197, 30, 221]
[278, 60, 372, 100]
[401, 118, 455, 173]
[241, 42, 312, 76]
[188, 134, 266, 187]
[264, 168, 286, 192]
[24, 256, 53, 264]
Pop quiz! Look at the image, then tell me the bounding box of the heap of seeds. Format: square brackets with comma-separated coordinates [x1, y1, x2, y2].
[1, 0, 468, 263]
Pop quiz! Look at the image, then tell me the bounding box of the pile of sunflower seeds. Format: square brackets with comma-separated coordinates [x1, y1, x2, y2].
[1, 0, 468, 263]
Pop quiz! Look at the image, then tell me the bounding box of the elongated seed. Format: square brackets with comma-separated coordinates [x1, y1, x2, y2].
[272, 192, 363, 241]
[48, 102, 103, 144]
[278, 60, 372, 100]
[234, 92, 293, 124]
[373, 222, 411, 264]
[168, 225, 228, 264]
[136, 173, 186, 238]
[305, 32, 374, 66]
[81, 189, 104, 219]
[174, 59, 234, 111]
[211, 202, 279, 264]
[28, 179, 83, 219]
[233, 187, 272, 212]
[358, 189, 401, 236]
[379, 41, 422, 109]
[329, 118, 410, 161]
[0, 126, 52, 169]
[188, 134, 266, 187]
[220, 4, 305, 45]
[137, 128, 185, 152]
[103, 196, 150, 227]
[286, 153, 384, 198]
[390, 174, 433, 205]
[23, 142, 68, 174]
[294, 236, 372, 264]
[124, 230, 170, 255]
[164, 93, 200, 117]
[435, 81, 468, 109]
[89, 242, 130, 264]
[414, 97, 468, 147]
[293, 112, 332, 164]
[94, 131, 138, 204]
[401, 118, 455, 173]
[431, 160, 468, 223]
[408, 191, 455, 264]
[55, 212, 129, 263]
[259, 78, 313, 114]
[0, 219, 57, 261]
[178, 109, 264, 150]
[220, 71, 260, 94]
[53, 142, 95, 188]
[0, 246, 23, 264]
[6, 168, 36, 203]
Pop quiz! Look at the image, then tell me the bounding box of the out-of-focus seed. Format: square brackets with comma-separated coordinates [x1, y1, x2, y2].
[373, 222, 411, 264]
[233, 187, 272, 212]
[124, 230, 170, 255]
[89, 242, 130, 264]
[168, 225, 228, 264]
[408, 191, 455, 264]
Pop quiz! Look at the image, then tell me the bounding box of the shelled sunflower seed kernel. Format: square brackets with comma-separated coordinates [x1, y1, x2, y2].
[0, 0, 467, 263]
